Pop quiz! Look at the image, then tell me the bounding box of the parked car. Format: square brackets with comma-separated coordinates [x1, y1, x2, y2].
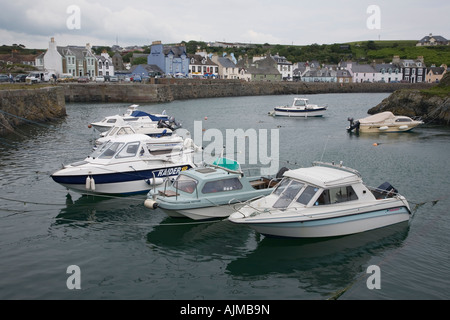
[133, 75, 142, 82]
[15, 74, 28, 82]
[0, 74, 11, 82]
[109, 76, 119, 82]
[95, 76, 105, 82]
[58, 73, 75, 83]
[77, 76, 90, 83]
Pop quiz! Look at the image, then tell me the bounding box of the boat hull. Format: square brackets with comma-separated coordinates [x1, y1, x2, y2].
[52, 164, 192, 195]
[358, 124, 421, 133]
[162, 203, 246, 220]
[230, 206, 411, 238]
[273, 108, 327, 117]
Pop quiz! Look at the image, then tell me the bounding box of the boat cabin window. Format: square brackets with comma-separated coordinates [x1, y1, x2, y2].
[202, 178, 243, 194]
[294, 99, 306, 107]
[395, 118, 412, 123]
[115, 142, 140, 158]
[273, 180, 305, 209]
[174, 175, 198, 194]
[98, 142, 124, 159]
[296, 186, 319, 205]
[146, 143, 181, 156]
[316, 186, 358, 205]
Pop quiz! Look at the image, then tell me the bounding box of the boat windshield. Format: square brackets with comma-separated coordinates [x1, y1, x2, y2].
[174, 175, 198, 194]
[272, 177, 291, 196]
[273, 180, 305, 209]
[97, 142, 125, 159]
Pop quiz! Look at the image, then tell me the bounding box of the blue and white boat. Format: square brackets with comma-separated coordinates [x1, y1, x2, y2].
[90, 104, 180, 132]
[51, 134, 201, 195]
[144, 158, 282, 220]
[270, 98, 327, 117]
[228, 161, 411, 238]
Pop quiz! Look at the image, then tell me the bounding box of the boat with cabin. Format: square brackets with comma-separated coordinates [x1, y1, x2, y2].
[270, 98, 327, 117]
[144, 158, 284, 220]
[51, 134, 201, 195]
[228, 161, 411, 238]
[95, 120, 174, 146]
[347, 112, 423, 133]
[90, 104, 179, 132]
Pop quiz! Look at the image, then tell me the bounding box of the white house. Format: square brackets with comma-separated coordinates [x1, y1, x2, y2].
[272, 54, 293, 81]
[43, 37, 63, 75]
[211, 54, 239, 79]
[97, 51, 114, 77]
[42, 38, 97, 77]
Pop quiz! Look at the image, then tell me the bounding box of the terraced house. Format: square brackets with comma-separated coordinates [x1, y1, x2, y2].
[42, 38, 97, 77]
[148, 41, 189, 77]
[392, 56, 427, 83]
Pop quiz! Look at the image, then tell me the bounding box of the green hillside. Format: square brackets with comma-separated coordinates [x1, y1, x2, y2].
[184, 40, 450, 66]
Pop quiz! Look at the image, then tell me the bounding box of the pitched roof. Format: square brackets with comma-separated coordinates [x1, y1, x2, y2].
[163, 45, 186, 58]
[57, 46, 95, 60]
[217, 56, 237, 68]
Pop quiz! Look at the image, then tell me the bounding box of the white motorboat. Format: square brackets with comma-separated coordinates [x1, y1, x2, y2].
[347, 112, 424, 133]
[95, 120, 174, 146]
[51, 134, 201, 195]
[228, 161, 411, 238]
[144, 158, 282, 220]
[89, 104, 178, 132]
[270, 98, 327, 117]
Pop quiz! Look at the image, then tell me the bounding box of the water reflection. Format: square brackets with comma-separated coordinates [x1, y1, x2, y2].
[226, 223, 410, 297]
[146, 217, 258, 258]
[55, 193, 146, 226]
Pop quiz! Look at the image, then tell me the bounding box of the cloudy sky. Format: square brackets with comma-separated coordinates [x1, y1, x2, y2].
[0, 0, 448, 49]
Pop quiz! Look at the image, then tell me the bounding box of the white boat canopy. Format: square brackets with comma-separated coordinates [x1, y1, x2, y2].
[359, 112, 395, 124]
[284, 165, 362, 188]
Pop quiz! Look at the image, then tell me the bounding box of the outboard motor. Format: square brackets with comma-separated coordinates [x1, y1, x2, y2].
[347, 117, 360, 133]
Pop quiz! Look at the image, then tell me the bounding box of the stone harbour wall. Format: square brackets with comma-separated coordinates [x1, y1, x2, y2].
[62, 80, 432, 103]
[0, 86, 66, 136]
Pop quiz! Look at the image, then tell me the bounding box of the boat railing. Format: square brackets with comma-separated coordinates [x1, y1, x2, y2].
[229, 195, 270, 217]
[312, 161, 362, 177]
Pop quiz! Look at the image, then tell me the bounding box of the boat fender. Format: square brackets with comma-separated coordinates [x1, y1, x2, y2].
[90, 177, 96, 191]
[85, 176, 91, 190]
[379, 126, 389, 131]
[144, 199, 158, 210]
[399, 125, 409, 130]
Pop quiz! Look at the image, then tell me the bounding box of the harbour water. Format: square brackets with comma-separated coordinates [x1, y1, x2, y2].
[0, 93, 449, 302]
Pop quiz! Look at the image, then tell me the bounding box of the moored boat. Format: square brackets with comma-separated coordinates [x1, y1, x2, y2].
[228, 161, 411, 238]
[51, 134, 201, 196]
[347, 112, 423, 133]
[89, 104, 178, 132]
[270, 98, 327, 117]
[144, 158, 284, 220]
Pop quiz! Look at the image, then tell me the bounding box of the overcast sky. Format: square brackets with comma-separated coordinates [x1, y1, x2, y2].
[0, 0, 449, 49]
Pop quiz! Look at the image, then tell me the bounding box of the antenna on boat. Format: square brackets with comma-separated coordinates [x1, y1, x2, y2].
[320, 135, 331, 162]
